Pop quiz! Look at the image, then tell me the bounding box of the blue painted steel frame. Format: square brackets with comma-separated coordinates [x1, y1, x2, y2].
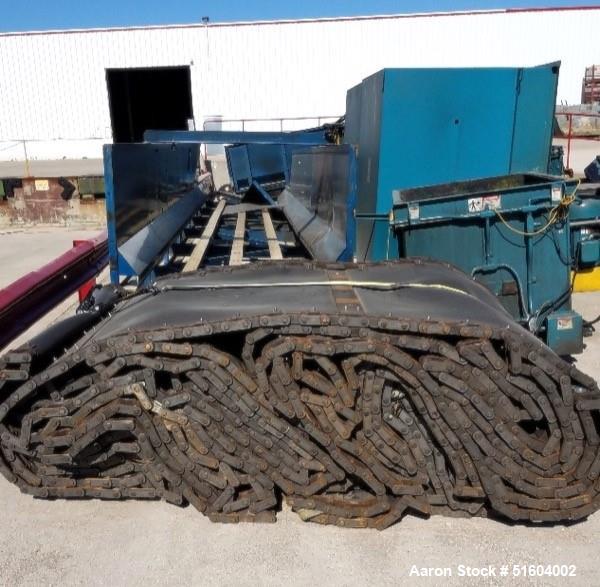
[103, 146, 119, 285]
[344, 149, 358, 262]
[144, 129, 328, 145]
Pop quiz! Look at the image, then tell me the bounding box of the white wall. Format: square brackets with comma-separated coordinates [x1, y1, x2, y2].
[0, 8, 598, 161]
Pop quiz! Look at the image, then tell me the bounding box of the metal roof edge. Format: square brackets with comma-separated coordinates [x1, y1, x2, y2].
[1, 6, 599, 38]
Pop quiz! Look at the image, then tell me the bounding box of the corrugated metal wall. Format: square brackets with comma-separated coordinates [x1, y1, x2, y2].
[0, 8, 598, 161]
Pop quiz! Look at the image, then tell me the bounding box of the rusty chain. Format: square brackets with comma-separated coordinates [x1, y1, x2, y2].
[0, 312, 599, 530]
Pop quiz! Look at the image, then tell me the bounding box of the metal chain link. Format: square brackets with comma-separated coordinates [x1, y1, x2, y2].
[0, 313, 599, 529]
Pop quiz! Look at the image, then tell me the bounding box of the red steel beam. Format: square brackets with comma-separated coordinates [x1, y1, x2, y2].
[0, 231, 108, 351]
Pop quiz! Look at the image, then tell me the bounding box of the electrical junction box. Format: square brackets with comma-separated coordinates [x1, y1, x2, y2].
[546, 311, 584, 356]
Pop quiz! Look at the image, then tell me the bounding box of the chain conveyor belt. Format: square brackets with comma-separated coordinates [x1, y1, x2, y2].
[1, 261, 599, 529]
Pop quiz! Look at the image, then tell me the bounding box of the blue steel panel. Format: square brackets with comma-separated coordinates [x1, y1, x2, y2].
[104, 142, 207, 285]
[510, 63, 560, 174]
[344, 81, 365, 148]
[246, 144, 287, 185]
[346, 71, 385, 261]
[226, 145, 253, 191]
[226, 143, 287, 192]
[379, 68, 516, 196]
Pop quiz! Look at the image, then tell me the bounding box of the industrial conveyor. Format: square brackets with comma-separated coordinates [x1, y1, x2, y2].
[1, 64, 600, 530]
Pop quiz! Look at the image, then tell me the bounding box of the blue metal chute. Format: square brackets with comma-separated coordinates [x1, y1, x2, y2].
[278, 145, 357, 262]
[103, 142, 210, 285]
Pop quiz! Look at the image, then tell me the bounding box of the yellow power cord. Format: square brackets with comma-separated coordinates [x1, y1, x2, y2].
[493, 180, 580, 237]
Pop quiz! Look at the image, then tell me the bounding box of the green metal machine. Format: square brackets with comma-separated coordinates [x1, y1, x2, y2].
[392, 173, 582, 354]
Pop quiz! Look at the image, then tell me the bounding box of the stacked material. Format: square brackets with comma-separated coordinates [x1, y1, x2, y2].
[582, 65, 600, 104]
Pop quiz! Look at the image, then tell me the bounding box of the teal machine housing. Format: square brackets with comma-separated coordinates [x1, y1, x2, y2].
[571, 186, 600, 270]
[344, 63, 559, 261]
[570, 161, 600, 272]
[391, 174, 582, 354]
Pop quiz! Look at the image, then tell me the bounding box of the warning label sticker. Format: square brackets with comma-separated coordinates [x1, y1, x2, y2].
[467, 195, 501, 213]
[408, 204, 420, 220]
[557, 318, 574, 331]
[467, 198, 483, 213]
[552, 185, 563, 203]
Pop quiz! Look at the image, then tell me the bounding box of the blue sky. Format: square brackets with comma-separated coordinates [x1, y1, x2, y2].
[2, 1, 599, 32]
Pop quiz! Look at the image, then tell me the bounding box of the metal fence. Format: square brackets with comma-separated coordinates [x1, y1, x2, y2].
[0, 116, 342, 172]
[0, 136, 109, 176]
[202, 115, 341, 133]
[555, 111, 600, 169]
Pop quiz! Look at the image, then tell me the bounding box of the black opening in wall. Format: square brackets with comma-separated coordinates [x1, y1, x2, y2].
[106, 66, 194, 143]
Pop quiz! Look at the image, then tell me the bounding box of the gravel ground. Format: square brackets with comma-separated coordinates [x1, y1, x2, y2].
[0, 232, 599, 587]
